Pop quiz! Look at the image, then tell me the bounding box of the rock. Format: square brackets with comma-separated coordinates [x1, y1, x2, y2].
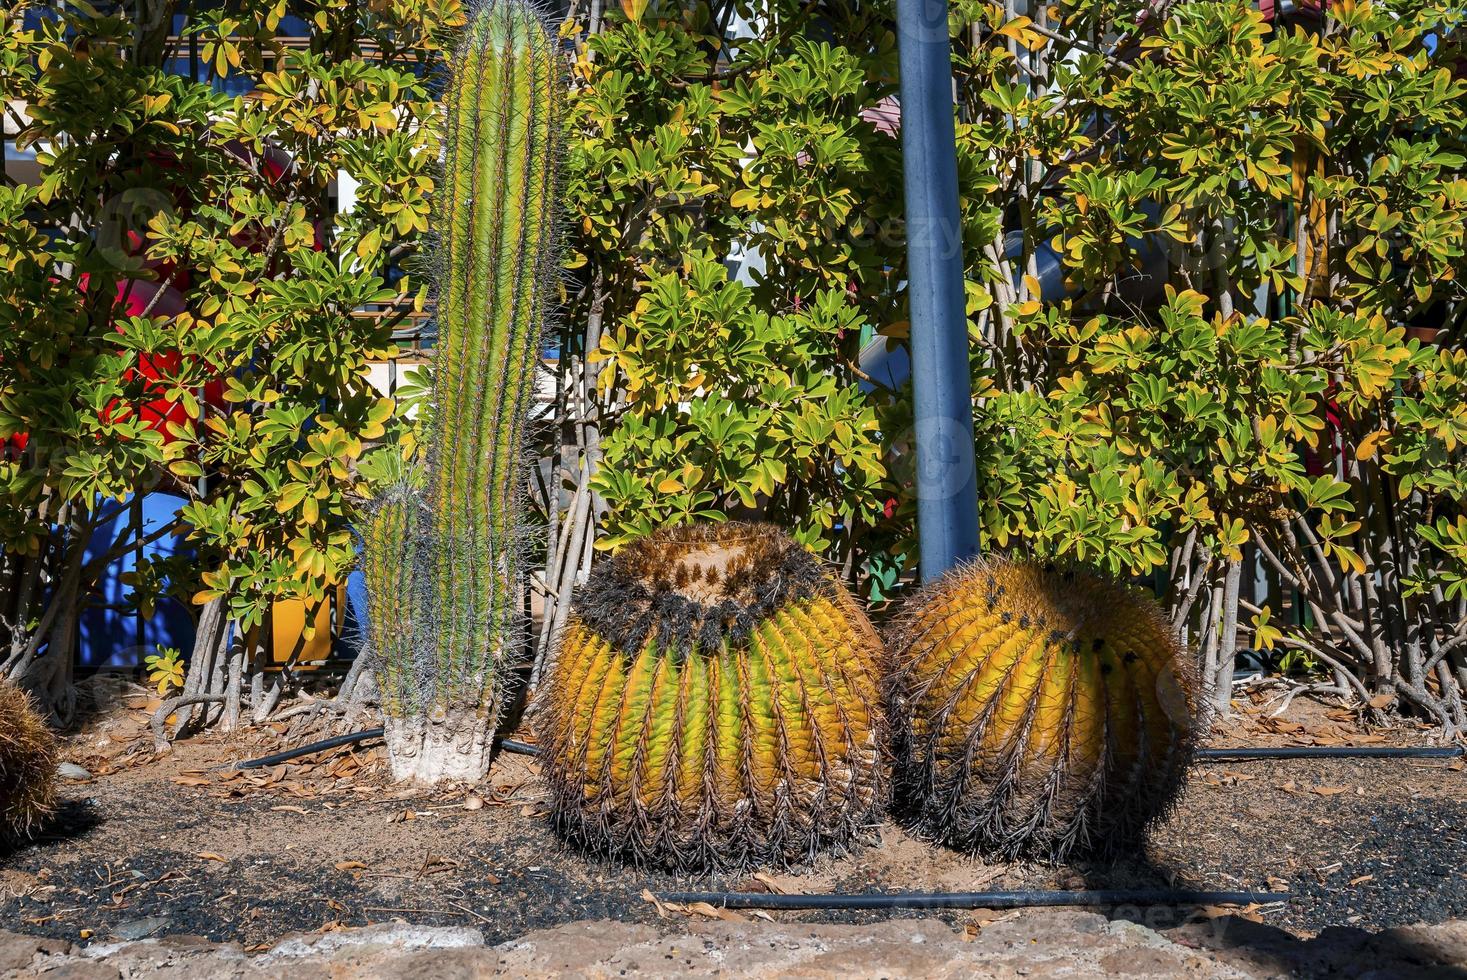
[493, 913, 1252, 978]
[0, 928, 72, 972]
[1172, 914, 1467, 979]
[110, 916, 170, 941]
[4, 911, 1466, 978]
[27, 962, 118, 980]
[1378, 919, 1467, 968]
[493, 920, 663, 975]
[261, 923, 484, 962]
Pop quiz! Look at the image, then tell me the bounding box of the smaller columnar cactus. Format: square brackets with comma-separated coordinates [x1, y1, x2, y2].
[885, 558, 1199, 860]
[0, 682, 58, 839]
[537, 523, 885, 871]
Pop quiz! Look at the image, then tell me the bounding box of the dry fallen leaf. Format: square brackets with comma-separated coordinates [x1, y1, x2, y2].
[195, 852, 226, 862]
[686, 901, 746, 922]
[751, 872, 787, 895]
[334, 861, 368, 871]
[640, 890, 746, 922]
[171, 776, 211, 787]
[641, 888, 670, 918]
[1312, 786, 1349, 797]
[1349, 874, 1374, 887]
[271, 805, 309, 815]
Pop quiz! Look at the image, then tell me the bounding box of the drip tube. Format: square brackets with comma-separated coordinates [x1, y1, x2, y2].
[654, 889, 1289, 911]
[236, 727, 385, 769]
[1198, 745, 1462, 760]
[235, 730, 1461, 770]
[234, 729, 542, 769]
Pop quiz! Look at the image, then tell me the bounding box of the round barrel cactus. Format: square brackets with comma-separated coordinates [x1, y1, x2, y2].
[0, 682, 57, 839]
[886, 558, 1200, 860]
[537, 523, 885, 871]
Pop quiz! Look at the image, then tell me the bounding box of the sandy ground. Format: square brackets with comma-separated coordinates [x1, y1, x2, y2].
[0, 679, 1462, 975]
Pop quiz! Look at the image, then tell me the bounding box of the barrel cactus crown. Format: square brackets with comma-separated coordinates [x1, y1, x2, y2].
[886, 558, 1200, 861]
[0, 682, 58, 840]
[537, 522, 885, 871]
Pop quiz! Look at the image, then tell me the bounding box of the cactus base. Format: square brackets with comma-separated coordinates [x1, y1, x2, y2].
[383, 709, 496, 784]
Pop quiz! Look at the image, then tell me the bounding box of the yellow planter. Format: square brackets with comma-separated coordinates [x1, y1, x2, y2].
[245, 586, 348, 668]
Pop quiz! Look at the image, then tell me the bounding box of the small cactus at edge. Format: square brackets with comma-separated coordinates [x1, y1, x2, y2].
[537, 523, 886, 871]
[358, 0, 563, 783]
[885, 558, 1200, 861]
[0, 682, 58, 840]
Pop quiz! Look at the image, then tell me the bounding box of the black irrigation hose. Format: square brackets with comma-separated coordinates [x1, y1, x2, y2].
[655, 889, 1290, 911]
[236, 727, 385, 769]
[237, 730, 1464, 770]
[234, 729, 546, 770]
[1198, 746, 1464, 760]
[498, 738, 541, 757]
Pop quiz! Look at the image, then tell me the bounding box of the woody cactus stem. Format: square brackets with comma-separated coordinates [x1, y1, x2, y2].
[360, 0, 562, 784]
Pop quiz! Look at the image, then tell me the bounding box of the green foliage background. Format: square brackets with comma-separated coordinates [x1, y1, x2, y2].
[0, 0, 454, 722]
[1, 0, 1463, 735]
[559, 0, 1467, 729]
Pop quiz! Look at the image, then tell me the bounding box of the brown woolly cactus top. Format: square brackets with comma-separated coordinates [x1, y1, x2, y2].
[571, 522, 837, 660]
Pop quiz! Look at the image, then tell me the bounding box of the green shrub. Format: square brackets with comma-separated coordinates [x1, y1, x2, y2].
[562, 0, 1467, 731]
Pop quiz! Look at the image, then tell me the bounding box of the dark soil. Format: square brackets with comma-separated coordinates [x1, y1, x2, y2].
[0, 684, 1462, 951]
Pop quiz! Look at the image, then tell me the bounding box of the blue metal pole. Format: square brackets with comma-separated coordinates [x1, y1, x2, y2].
[896, 0, 980, 581]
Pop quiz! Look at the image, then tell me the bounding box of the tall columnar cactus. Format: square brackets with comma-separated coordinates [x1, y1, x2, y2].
[537, 523, 885, 871]
[0, 682, 57, 839]
[360, 0, 562, 783]
[886, 558, 1200, 860]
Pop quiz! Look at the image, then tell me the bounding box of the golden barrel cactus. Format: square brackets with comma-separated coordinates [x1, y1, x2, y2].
[0, 682, 58, 840]
[886, 558, 1199, 860]
[537, 523, 885, 871]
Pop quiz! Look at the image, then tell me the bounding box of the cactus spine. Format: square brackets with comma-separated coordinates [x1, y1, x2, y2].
[886, 558, 1199, 860]
[361, 0, 562, 783]
[0, 682, 57, 839]
[537, 523, 886, 871]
